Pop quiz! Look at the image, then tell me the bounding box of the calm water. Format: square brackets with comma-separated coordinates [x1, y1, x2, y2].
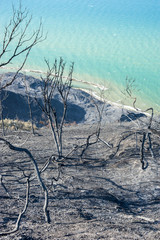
[0, 0, 160, 111]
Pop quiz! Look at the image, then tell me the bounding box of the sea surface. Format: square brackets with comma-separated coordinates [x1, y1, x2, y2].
[0, 0, 160, 111]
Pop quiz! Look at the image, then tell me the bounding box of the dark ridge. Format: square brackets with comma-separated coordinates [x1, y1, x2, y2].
[120, 112, 146, 122]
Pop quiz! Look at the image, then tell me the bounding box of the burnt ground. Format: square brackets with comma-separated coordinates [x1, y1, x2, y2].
[0, 122, 160, 240]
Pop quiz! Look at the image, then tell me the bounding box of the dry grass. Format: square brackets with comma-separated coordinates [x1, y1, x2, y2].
[0, 119, 37, 131]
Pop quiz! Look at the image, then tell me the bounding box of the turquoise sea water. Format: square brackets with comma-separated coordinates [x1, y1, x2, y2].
[0, 0, 160, 111]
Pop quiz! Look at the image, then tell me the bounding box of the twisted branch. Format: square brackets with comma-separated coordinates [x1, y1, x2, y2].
[0, 137, 50, 223]
[0, 177, 30, 236]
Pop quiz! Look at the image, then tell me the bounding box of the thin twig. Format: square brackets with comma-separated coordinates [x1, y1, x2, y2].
[0, 137, 50, 223]
[0, 174, 11, 197]
[0, 177, 30, 236]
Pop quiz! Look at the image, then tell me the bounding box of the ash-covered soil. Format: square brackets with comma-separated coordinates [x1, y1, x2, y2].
[0, 122, 160, 240]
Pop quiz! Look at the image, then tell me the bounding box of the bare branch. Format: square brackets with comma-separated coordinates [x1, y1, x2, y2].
[0, 2, 46, 89]
[98, 137, 113, 148]
[0, 137, 50, 223]
[0, 174, 11, 198]
[36, 58, 74, 158]
[140, 132, 148, 170]
[23, 74, 35, 134]
[110, 132, 136, 159]
[0, 177, 30, 236]
[148, 132, 154, 159]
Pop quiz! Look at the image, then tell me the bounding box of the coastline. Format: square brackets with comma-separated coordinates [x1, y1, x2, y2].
[0, 68, 158, 116]
[80, 88, 151, 117]
[1, 0, 160, 117]
[0, 71, 149, 126]
[0, 66, 108, 91]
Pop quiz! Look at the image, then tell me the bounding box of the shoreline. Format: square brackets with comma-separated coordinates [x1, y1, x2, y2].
[0, 68, 157, 116]
[0, 66, 108, 91]
[77, 87, 151, 118]
[0, 70, 152, 128]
